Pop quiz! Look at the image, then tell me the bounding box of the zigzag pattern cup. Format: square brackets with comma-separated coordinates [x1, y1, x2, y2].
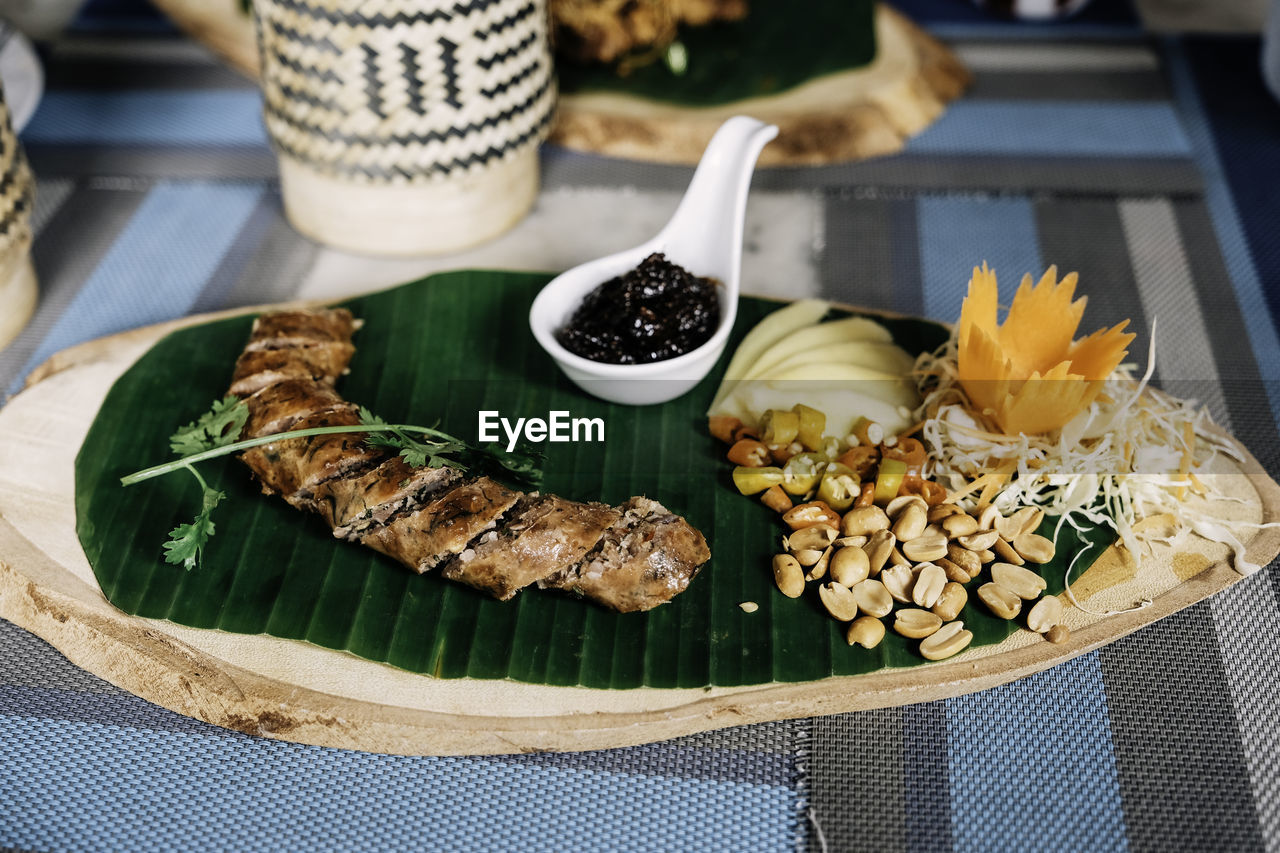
[254, 0, 556, 256]
[0, 81, 35, 351]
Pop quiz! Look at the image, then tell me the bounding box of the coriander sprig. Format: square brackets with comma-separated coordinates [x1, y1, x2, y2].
[357, 407, 468, 470]
[124, 397, 544, 570]
[160, 465, 224, 571]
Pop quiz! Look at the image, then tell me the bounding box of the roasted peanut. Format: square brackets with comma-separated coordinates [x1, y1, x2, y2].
[782, 501, 841, 531]
[773, 554, 805, 598]
[993, 536, 1025, 566]
[1026, 595, 1065, 633]
[991, 562, 1047, 599]
[941, 512, 980, 539]
[1012, 532, 1056, 564]
[819, 582, 859, 622]
[863, 529, 896, 576]
[852, 579, 893, 618]
[885, 494, 927, 520]
[912, 562, 947, 608]
[931, 582, 968, 622]
[805, 547, 833, 581]
[892, 502, 929, 541]
[792, 548, 826, 567]
[911, 560, 952, 607]
[902, 528, 948, 563]
[994, 513, 1025, 542]
[894, 609, 943, 639]
[739, 601, 759, 613]
[830, 545, 871, 587]
[788, 526, 837, 552]
[946, 543, 981, 578]
[978, 582, 1022, 620]
[881, 563, 915, 603]
[1005, 506, 1045, 539]
[919, 621, 974, 660]
[938, 557, 970, 584]
[1045, 624, 1071, 644]
[842, 505, 891, 538]
[976, 547, 996, 564]
[847, 615, 886, 649]
[928, 503, 965, 523]
[1019, 505, 1046, 533]
[956, 529, 999, 552]
[977, 504, 1001, 530]
[834, 535, 868, 548]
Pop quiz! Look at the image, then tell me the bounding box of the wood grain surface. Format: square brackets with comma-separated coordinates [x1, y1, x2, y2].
[1, 309, 1276, 756]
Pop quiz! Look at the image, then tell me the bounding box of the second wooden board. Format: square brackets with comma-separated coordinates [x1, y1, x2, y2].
[551, 6, 971, 165]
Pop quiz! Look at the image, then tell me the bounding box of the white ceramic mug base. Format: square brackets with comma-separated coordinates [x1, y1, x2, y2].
[278, 148, 540, 258]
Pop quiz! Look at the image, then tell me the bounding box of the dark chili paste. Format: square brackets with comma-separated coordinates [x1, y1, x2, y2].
[555, 252, 720, 365]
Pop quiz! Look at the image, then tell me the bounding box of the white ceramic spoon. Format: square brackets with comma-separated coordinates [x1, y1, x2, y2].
[529, 115, 778, 405]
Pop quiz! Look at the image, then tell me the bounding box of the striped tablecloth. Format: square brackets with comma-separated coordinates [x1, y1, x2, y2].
[2, 1, 1279, 850]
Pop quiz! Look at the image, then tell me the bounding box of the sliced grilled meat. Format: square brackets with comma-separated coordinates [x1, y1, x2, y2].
[230, 343, 356, 397]
[242, 378, 347, 438]
[440, 495, 621, 600]
[313, 455, 463, 540]
[540, 496, 710, 612]
[239, 404, 384, 506]
[245, 307, 359, 349]
[228, 308, 712, 611]
[360, 477, 520, 574]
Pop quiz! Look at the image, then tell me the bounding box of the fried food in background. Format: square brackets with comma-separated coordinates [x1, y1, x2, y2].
[550, 0, 748, 65]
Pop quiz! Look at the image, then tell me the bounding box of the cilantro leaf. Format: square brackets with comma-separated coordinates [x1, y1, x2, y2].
[480, 442, 544, 489]
[162, 484, 224, 571]
[358, 407, 466, 470]
[170, 396, 248, 456]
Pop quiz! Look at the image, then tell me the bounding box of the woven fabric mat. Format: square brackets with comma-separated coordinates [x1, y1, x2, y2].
[2, 1, 1278, 850]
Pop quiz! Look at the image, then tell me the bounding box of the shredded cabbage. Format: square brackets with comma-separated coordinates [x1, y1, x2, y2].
[913, 320, 1270, 593]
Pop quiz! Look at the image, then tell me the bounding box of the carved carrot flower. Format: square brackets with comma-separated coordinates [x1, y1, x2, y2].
[957, 263, 1135, 436]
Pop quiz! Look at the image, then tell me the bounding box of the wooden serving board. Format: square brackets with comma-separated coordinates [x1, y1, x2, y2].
[551, 6, 971, 166]
[150, 1, 968, 166]
[2, 307, 1278, 756]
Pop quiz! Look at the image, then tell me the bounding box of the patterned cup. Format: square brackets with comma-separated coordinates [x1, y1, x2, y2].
[0, 80, 35, 352]
[253, 0, 557, 256]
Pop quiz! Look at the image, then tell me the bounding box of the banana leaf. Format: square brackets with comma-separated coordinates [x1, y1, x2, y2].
[75, 271, 1110, 688]
[557, 0, 878, 107]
